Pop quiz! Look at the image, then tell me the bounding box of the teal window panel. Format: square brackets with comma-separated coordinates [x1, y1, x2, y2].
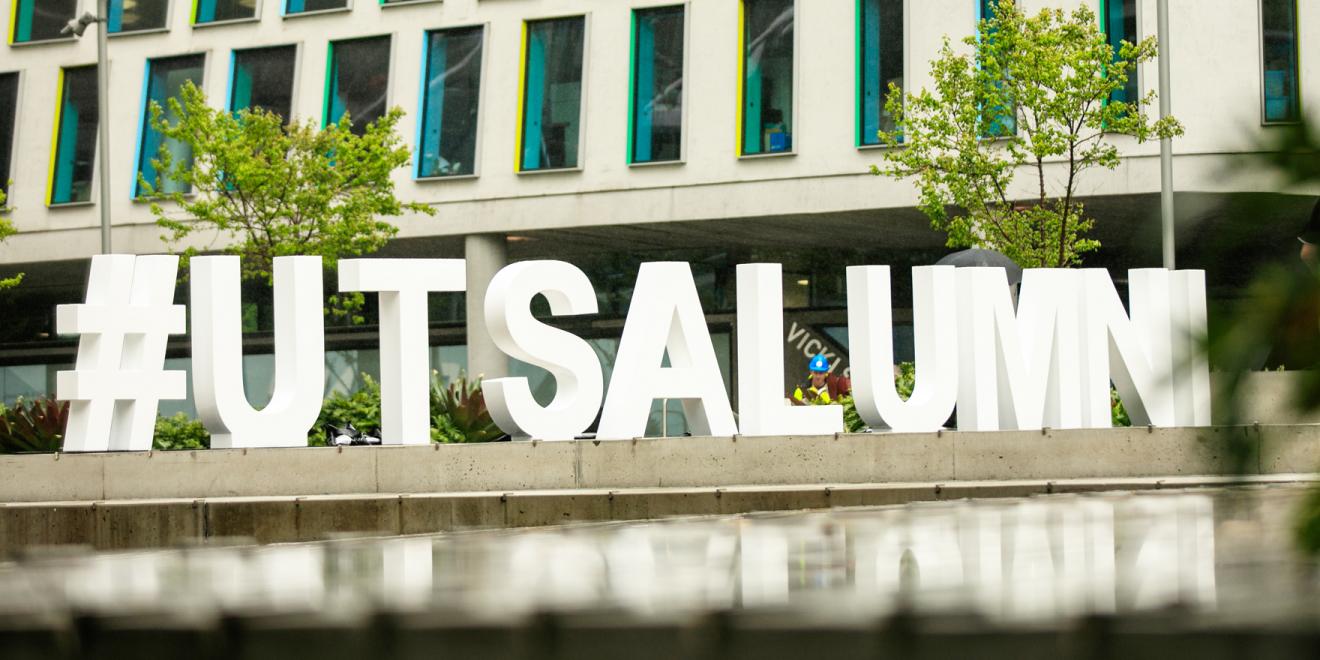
[629, 5, 685, 164]
[857, 0, 903, 146]
[1261, 0, 1300, 123]
[324, 36, 392, 135]
[519, 17, 585, 171]
[135, 55, 206, 198]
[418, 26, 484, 178]
[10, 0, 77, 43]
[0, 73, 16, 197]
[194, 0, 257, 24]
[1100, 0, 1139, 107]
[230, 46, 297, 119]
[50, 66, 98, 205]
[285, 0, 348, 14]
[976, 0, 1015, 137]
[108, 0, 169, 33]
[741, 0, 794, 155]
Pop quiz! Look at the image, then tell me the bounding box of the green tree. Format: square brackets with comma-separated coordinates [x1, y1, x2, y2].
[871, 0, 1183, 267]
[141, 81, 433, 321]
[0, 186, 22, 289]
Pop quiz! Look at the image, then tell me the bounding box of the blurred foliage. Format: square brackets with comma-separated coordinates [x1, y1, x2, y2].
[152, 413, 211, 451]
[311, 374, 384, 446]
[432, 374, 504, 444]
[0, 397, 68, 453]
[0, 185, 22, 290]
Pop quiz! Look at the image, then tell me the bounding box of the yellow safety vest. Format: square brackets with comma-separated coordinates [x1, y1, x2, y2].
[793, 382, 832, 405]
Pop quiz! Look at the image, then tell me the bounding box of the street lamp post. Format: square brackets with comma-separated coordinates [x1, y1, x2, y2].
[1157, 0, 1174, 269]
[62, 0, 112, 255]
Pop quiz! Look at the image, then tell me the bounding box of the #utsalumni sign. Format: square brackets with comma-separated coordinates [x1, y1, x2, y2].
[54, 255, 1210, 452]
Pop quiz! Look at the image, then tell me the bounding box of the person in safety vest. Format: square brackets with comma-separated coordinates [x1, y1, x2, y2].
[793, 353, 833, 405]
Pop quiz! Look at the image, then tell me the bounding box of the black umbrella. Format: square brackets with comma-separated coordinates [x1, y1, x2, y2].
[935, 249, 1023, 286]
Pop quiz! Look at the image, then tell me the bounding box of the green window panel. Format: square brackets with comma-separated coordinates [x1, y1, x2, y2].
[135, 55, 206, 198]
[741, 0, 794, 156]
[286, 0, 348, 14]
[230, 46, 297, 120]
[49, 66, 98, 205]
[324, 36, 392, 135]
[193, 0, 257, 24]
[856, 0, 903, 146]
[0, 73, 16, 197]
[629, 5, 685, 164]
[108, 0, 170, 34]
[10, 0, 77, 43]
[977, 0, 1015, 137]
[1261, 0, 1301, 123]
[519, 17, 585, 172]
[418, 26, 484, 178]
[1100, 0, 1139, 107]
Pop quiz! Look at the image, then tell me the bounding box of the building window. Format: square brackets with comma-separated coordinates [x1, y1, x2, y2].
[230, 46, 297, 120]
[1100, 0, 1139, 107]
[108, 0, 170, 34]
[324, 36, 392, 135]
[629, 5, 685, 165]
[418, 26, 484, 178]
[857, 0, 903, 146]
[976, 0, 1015, 137]
[285, 0, 348, 15]
[9, 0, 77, 44]
[193, 0, 257, 24]
[740, 0, 794, 156]
[49, 66, 98, 206]
[1261, 0, 1300, 124]
[518, 17, 586, 172]
[135, 55, 206, 198]
[0, 73, 16, 197]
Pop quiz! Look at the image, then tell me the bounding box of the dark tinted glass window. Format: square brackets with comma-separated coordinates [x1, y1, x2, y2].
[741, 0, 794, 155]
[858, 0, 903, 146]
[630, 6, 685, 164]
[519, 17, 585, 171]
[194, 0, 257, 24]
[325, 36, 392, 135]
[286, 0, 348, 14]
[1262, 0, 1300, 123]
[108, 0, 170, 33]
[10, 0, 77, 43]
[1101, 0, 1139, 107]
[50, 66, 98, 205]
[0, 73, 17, 197]
[137, 55, 206, 197]
[231, 46, 297, 120]
[419, 27, 484, 178]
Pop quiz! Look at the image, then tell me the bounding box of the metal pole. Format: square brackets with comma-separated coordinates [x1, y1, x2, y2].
[96, 0, 111, 254]
[1157, 0, 1174, 269]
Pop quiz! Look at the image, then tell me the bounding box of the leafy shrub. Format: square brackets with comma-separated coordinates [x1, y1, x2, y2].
[431, 374, 504, 443]
[153, 413, 210, 451]
[0, 397, 68, 453]
[311, 374, 383, 446]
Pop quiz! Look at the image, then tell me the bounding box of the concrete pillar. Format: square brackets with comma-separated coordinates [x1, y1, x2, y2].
[464, 233, 509, 380]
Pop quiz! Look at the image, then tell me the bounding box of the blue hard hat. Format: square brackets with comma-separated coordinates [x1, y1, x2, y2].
[809, 354, 830, 373]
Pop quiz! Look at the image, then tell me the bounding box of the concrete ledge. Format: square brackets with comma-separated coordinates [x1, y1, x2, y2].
[3, 425, 1316, 503]
[2, 474, 1315, 554]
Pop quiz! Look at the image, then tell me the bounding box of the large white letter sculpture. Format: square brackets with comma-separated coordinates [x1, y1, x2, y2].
[956, 268, 1083, 431]
[597, 262, 737, 440]
[847, 266, 959, 432]
[737, 264, 842, 436]
[483, 261, 604, 440]
[57, 255, 187, 452]
[191, 256, 325, 448]
[339, 259, 466, 444]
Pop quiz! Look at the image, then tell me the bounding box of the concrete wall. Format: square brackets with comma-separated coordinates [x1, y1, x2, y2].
[0, 0, 1316, 262]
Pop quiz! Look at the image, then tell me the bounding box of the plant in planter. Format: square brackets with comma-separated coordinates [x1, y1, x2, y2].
[0, 397, 69, 453]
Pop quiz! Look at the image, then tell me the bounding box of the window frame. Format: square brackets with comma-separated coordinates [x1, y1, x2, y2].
[626, 3, 690, 167]
[130, 51, 211, 200]
[414, 23, 490, 181]
[1258, 0, 1303, 126]
[47, 64, 100, 208]
[191, 0, 263, 28]
[1098, 0, 1143, 115]
[736, 0, 799, 160]
[514, 13, 592, 175]
[282, 0, 353, 19]
[321, 33, 397, 130]
[107, 0, 174, 37]
[226, 43, 303, 120]
[0, 70, 23, 200]
[7, 0, 80, 46]
[854, 0, 908, 150]
[379, 0, 440, 8]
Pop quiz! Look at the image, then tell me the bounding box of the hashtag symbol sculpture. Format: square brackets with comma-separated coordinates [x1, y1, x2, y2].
[56, 255, 188, 452]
